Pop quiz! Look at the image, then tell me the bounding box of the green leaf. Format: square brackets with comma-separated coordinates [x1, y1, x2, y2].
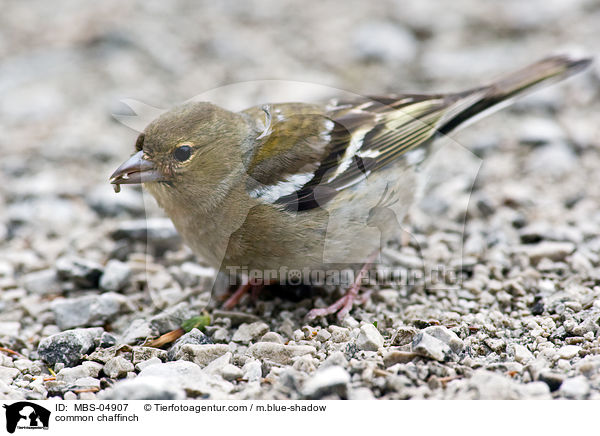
[182, 315, 211, 333]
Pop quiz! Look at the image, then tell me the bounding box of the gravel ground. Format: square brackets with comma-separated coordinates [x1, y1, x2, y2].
[1, 0, 600, 400]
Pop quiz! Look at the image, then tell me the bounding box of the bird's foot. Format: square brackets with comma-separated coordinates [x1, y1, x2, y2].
[306, 251, 378, 320]
[223, 280, 264, 309]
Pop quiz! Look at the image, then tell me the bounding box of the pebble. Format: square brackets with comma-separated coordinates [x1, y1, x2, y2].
[383, 350, 418, 367]
[556, 345, 581, 360]
[99, 260, 132, 292]
[232, 322, 270, 343]
[86, 185, 144, 217]
[139, 361, 232, 396]
[135, 357, 163, 372]
[57, 361, 102, 383]
[121, 319, 158, 345]
[174, 344, 230, 367]
[132, 347, 168, 365]
[174, 262, 215, 288]
[512, 344, 535, 364]
[55, 256, 104, 288]
[523, 242, 575, 264]
[0, 367, 20, 384]
[149, 302, 192, 334]
[51, 293, 131, 330]
[167, 328, 212, 360]
[301, 366, 350, 399]
[423, 326, 464, 354]
[110, 218, 181, 251]
[100, 376, 186, 400]
[559, 376, 590, 399]
[247, 342, 316, 365]
[242, 360, 262, 382]
[412, 332, 452, 362]
[356, 323, 384, 351]
[537, 371, 564, 392]
[0, 321, 20, 337]
[104, 356, 135, 378]
[260, 332, 285, 344]
[203, 352, 231, 375]
[37, 327, 104, 367]
[21, 269, 61, 295]
[221, 364, 243, 381]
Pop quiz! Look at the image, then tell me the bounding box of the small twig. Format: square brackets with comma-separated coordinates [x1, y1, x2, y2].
[0, 347, 24, 358]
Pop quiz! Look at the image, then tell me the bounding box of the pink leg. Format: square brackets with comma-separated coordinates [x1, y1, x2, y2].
[306, 251, 378, 320]
[223, 282, 253, 309]
[223, 279, 267, 310]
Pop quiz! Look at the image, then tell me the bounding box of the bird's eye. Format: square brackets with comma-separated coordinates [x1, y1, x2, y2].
[173, 145, 192, 162]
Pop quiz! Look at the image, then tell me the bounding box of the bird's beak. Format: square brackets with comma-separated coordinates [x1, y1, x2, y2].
[109, 150, 163, 192]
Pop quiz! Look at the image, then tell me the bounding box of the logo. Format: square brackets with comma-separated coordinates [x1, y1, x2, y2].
[2, 402, 50, 433]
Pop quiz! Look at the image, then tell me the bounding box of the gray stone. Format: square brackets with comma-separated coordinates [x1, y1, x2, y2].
[99, 260, 131, 292]
[556, 345, 581, 360]
[22, 269, 61, 295]
[71, 376, 101, 390]
[444, 369, 550, 400]
[57, 361, 102, 383]
[328, 326, 350, 343]
[110, 218, 181, 251]
[523, 242, 575, 264]
[167, 328, 212, 360]
[247, 342, 316, 365]
[0, 321, 20, 337]
[51, 293, 131, 330]
[260, 332, 284, 344]
[12, 359, 34, 373]
[356, 323, 384, 351]
[87, 185, 144, 217]
[390, 326, 418, 346]
[322, 351, 348, 368]
[302, 366, 350, 399]
[139, 361, 231, 396]
[512, 344, 534, 364]
[0, 367, 20, 384]
[412, 332, 452, 362]
[100, 376, 186, 400]
[559, 376, 590, 399]
[423, 326, 464, 353]
[538, 371, 564, 392]
[135, 357, 162, 372]
[174, 344, 230, 367]
[121, 319, 158, 345]
[232, 322, 269, 343]
[132, 346, 168, 365]
[221, 364, 243, 381]
[174, 262, 215, 288]
[55, 256, 104, 288]
[104, 356, 134, 378]
[38, 327, 104, 367]
[242, 360, 262, 382]
[149, 302, 192, 334]
[315, 329, 331, 342]
[203, 352, 231, 374]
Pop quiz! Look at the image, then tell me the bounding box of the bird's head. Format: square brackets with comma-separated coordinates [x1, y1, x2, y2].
[110, 102, 252, 210]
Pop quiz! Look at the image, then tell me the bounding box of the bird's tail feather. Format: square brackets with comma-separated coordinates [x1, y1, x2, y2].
[439, 54, 592, 135]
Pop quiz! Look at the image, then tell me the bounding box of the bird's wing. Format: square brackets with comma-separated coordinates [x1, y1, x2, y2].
[242, 54, 592, 212]
[241, 94, 475, 211]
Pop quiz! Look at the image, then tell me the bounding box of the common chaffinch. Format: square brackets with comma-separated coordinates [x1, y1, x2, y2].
[110, 55, 590, 319]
